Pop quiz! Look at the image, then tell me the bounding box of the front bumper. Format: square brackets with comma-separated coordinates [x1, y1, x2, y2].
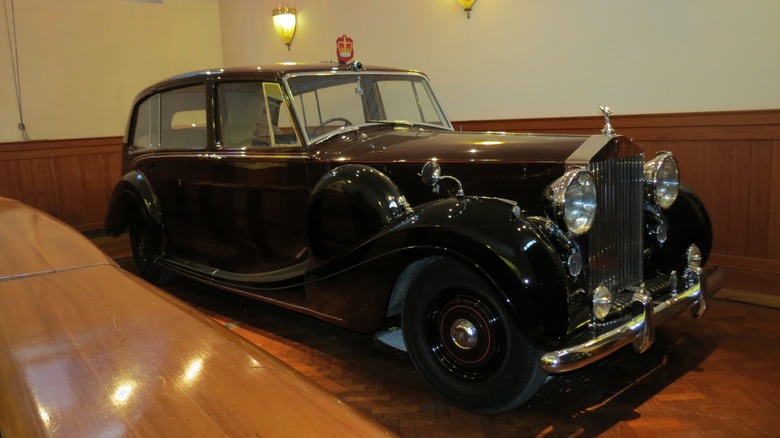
[540, 266, 708, 374]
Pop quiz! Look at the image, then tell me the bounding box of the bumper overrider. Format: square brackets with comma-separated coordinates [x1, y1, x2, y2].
[540, 245, 708, 374]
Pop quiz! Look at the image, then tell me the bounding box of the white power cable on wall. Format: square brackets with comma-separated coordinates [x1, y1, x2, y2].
[3, 0, 31, 140]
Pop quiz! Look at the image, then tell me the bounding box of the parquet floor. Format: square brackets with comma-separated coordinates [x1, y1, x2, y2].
[98, 235, 780, 437]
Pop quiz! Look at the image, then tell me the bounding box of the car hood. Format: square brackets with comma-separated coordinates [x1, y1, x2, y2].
[309, 126, 602, 211]
[310, 126, 589, 164]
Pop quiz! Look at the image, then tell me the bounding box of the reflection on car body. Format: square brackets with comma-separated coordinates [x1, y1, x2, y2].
[106, 61, 712, 413]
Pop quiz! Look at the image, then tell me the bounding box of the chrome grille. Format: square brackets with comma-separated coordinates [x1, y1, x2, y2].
[587, 155, 644, 292]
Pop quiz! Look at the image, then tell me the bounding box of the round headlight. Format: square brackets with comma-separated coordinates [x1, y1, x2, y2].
[564, 171, 597, 234]
[644, 152, 679, 209]
[544, 168, 597, 235]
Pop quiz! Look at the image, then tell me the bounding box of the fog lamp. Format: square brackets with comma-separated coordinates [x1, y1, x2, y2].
[592, 285, 612, 320]
[687, 244, 702, 269]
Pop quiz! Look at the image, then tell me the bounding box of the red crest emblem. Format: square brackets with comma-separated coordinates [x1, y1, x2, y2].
[336, 35, 354, 64]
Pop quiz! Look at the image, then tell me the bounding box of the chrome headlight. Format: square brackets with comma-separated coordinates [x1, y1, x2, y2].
[544, 167, 597, 236]
[644, 152, 679, 209]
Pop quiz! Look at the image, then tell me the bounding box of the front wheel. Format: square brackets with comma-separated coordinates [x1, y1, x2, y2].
[402, 256, 548, 413]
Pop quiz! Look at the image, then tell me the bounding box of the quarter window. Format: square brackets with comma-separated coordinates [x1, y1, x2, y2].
[130, 85, 207, 150]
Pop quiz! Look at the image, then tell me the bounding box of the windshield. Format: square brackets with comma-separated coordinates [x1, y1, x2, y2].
[285, 73, 452, 143]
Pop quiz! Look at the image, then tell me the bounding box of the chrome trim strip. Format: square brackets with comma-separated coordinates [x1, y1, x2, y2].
[282, 71, 454, 145]
[159, 255, 308, 284]
[540, 269, 708, 374]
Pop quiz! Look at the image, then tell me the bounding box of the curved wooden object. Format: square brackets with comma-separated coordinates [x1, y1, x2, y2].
[0, 197, 393, 437]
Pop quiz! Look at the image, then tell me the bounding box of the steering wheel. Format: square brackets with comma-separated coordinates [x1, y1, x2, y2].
[310, 117, 353, 136]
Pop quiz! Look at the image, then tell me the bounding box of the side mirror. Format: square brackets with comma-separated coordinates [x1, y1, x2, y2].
[420, 161, 464, 198]
[420, 161, 441, 187]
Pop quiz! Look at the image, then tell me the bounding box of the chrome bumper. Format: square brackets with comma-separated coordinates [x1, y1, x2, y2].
[540, 267, 708, 374]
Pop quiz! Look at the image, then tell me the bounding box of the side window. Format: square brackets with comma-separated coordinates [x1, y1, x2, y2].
[131, 94, 160, 149]
[160, 85, 207, 150]
[218, 82, 300, 148]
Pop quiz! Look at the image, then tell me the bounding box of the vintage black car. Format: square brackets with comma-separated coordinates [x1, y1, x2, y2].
[105, 62, 712, 413]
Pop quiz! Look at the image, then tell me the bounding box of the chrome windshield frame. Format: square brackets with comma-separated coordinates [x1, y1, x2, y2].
[282, 71, 454, 146]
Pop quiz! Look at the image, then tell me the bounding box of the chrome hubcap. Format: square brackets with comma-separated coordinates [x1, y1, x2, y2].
[450, 318, 478, 350]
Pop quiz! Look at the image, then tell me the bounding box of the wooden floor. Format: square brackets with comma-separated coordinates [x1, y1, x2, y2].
[98, 235, 780, 437]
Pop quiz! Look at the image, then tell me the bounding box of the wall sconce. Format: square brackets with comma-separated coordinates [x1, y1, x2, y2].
[456, 0, 476, 19]
[272, 6, 297, 50]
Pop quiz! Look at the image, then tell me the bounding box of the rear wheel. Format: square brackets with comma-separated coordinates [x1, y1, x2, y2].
[128, 204, 174, 284]
[402, 256, 548, 413]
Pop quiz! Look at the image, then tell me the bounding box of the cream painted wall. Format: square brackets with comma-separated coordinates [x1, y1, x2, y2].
[220, 0, 780, 121]
[0, 0, 222, 142]
[2, 0, 777, 142]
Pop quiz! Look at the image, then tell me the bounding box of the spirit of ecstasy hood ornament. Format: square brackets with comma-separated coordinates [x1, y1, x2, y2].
[599, 106, 616, 136]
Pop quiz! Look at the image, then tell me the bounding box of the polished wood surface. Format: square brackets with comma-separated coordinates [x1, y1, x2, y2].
[5, 199, 777, 436]
[0, 197, 114, 278]
[0, 198, 393, 437]
[103, 239, 780, 437]
[456, 109, 780, 297]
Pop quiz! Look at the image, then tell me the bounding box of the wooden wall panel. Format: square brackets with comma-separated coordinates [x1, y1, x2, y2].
[0, 137, 122, 231]
[770, 141, 780, 260]
[456, 109, 780, 296]
[1, 110, 778, 295]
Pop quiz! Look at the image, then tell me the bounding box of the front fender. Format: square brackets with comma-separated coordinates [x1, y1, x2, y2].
[104, 170, 163, 236]
[405, 197, 571, 347]
[656, 184, 713, 273]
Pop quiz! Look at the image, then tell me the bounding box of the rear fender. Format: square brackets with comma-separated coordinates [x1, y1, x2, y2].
[104, 170, 163, 236]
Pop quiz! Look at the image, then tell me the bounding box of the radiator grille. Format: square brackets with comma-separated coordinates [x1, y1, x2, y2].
[587, 155, 644, 292]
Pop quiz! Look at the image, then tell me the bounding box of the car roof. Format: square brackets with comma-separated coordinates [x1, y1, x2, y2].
[139, 63, 423, 96]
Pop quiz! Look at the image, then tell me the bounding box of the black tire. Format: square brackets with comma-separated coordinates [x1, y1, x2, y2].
[402, 256, 548, 413]
[128, 204, 174, 284]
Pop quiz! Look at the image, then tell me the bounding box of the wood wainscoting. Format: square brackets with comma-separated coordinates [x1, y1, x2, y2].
[455, 109, 780, 296]
[0, 136, 123, 231]
[1, 109, 778, 295]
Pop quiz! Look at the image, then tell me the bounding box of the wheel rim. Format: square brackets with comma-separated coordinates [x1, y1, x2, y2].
[427, 292, 504, 380]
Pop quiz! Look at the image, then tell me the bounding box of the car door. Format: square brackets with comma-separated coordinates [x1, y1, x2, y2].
[133, 84, 214, 263]
[208, 81, 310, 276]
